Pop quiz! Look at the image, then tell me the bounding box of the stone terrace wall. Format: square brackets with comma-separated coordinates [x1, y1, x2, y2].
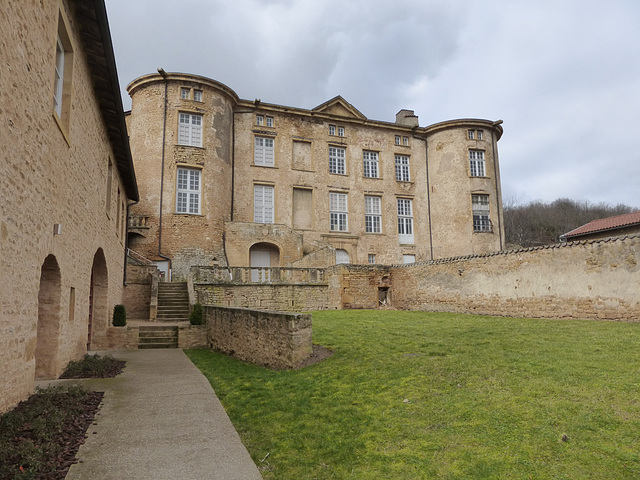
[389, 235, 640, 321]
[205, 306, 312, 369]
[123, 265, 157, 320]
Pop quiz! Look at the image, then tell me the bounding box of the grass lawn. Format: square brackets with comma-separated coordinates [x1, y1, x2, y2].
[186, 310, 640, 479]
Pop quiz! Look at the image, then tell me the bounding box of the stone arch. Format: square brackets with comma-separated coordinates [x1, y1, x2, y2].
[35, 255, 62, 379]
[249, 242, 280, 282]
[88, 249, 109, 350]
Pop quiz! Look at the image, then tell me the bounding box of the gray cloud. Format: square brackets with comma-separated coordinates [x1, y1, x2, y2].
[106, 0, 640, 208]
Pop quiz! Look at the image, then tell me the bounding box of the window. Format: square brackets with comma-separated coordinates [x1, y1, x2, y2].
[176, 167, 201, 214]
[329, 192, 348, 231]
[338, 126, 345, 137]
[469, 150, 485, 177]
[254, 137, 275, 166]
[368, 254, 376, 264]
[178, 113, 203, 147]
[477, 130, 483, 140]
[266, 116, 273, 127]
[106, 159, 112, 215]
[395, 135, 401, 145]
[329, 147, 346, 175]
[194, 90, 203, 102]
[363, 151, 379, 178]
[397, 198, 414, 244]
[181, 87, 190, 99]
[472, 194, 491, 232]
[329, 125, 336, 136]
[254, 185, 274, 223]
[256, 115, 264, 126]
[402, 136, 409, 146]
[468, 130, 475, 140]
[365, 196, 382, 233]
[395, 155, 410, 182]
[53, 13, 73, 127]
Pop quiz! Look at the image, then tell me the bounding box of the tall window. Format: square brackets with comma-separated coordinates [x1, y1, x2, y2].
[395, 155, 410, 182]
[176, 167, 201, 214]
[178, 113, 202, 147]
[180, 87, 190, 99]
[338, 126, 345, 137]
[329, 125, 336, 136]
[363, 151, 379, 178]
[365, 196, 382, 233]
[266, 116, 274, 127]
[329, 193, 348, 231]
[469, 150, 485, 177]
[329, 147, 346, 175]
[194, 90, 203, 102]
[397, 198, 414, 244]
[53, 13, 73, 126]
[254, 137, 275, 166]
[53, 36, 65, 116]
[472, 194, 491, 232]
[254, 185, 274, 223]
[256, 115, 264, 126]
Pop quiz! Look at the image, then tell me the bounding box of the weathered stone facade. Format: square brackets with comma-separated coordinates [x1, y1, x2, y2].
[0, 1, 138, 412]
[126, 73, 505, 279]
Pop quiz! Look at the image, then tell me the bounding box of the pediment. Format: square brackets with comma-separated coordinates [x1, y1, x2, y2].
[312, 96, 367, 120]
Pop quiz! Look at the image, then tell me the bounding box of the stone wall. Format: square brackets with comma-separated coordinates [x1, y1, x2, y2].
[195, 284, 329, 311]
[205, 306, 312, 369]
[0, 1, 135, 412]
[123, 265, 157, 320]
[387, 235, 640, 321]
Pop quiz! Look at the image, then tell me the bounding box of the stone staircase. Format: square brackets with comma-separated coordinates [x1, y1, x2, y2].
[157, 282, 190, 322]
[138, 325, 178, 349]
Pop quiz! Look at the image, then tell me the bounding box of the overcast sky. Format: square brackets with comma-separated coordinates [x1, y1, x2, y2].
[105, 0, 640, 209]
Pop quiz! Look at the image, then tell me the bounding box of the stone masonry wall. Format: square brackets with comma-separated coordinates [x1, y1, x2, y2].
[195, 283, 329, 311]
[388, 235, 640, 321]
[205, 306, 312, 369]
[123, 265, 157, 320]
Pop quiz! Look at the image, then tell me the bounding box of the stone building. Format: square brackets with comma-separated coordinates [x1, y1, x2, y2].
[0, 0, 138, 412]
[126, 72, 505, 280]
[560, 211, 640, 242]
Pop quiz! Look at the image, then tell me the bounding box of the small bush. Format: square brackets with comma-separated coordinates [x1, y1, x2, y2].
[112, 304, 126, 327]
[190, 303, 204, 325]
[60, 354, 126, 379]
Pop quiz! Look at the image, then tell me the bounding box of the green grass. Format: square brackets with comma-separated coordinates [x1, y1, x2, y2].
[186, 311, 640, 479]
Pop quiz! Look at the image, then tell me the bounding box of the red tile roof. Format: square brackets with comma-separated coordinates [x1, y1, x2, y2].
[562, 211, 640, 239]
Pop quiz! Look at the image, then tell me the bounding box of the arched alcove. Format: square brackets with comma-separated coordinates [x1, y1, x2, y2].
[35, 255, 62, 379]
[249, 242, 280, 282]
[88, 249, 108, 350]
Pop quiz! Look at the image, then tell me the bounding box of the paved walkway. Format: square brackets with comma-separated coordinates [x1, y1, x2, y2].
[44, 349, 262, 479]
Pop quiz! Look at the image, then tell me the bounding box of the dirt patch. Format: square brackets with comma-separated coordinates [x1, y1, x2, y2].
[298, 344, 333, 368]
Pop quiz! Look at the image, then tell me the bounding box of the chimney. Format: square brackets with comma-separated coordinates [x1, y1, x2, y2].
[395, 109, 419, 127]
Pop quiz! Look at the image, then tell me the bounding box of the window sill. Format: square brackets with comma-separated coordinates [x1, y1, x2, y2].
[52, 111, 71, 146]
[251, 164, 278, 169]
[175, 144, 205, 150]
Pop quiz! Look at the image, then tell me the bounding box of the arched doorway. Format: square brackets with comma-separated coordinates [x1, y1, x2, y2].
[250, 242, 280, 282]
[88, 249, 108, 350]
[335, 249, 350, 264]
[36, 255, 62, 379]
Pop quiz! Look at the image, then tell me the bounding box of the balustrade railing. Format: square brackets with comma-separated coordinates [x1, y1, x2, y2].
[192, 265, 326, 285]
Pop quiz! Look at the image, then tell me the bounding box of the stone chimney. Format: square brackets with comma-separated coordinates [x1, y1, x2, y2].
[395, 109, 419, 127]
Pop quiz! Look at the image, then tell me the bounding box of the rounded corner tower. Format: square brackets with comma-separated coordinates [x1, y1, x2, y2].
[126, 72, 238, 280]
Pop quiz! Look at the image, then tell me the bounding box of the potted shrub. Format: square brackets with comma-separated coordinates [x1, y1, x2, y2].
[189, 303, 203, 325]
[112, 304, 127, 327]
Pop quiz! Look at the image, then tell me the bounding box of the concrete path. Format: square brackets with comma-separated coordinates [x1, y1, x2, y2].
[59, 349, 262, 480]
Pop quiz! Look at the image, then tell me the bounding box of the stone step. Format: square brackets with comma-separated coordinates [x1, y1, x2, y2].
[138, 326, 179, 349]
[138, 343, 177, 349]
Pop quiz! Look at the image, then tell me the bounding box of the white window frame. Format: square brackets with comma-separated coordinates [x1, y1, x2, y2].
[266, 116, 274, 127]
[363, 151, 379, 178]
[176, 167, 201, 214]
[254, 136, 275, 166]
[329, 125, 336, 136]
[395, 135, 401, 145]
[469, 150, 486, 177]
[365, 196, 382, 233]
[472, 194, 492, 232]
[395, 155, 410, 182]
[178, 113, 203, 147]
[256, 115, 264, 126]
[329, 192, 348, 232]
[402, 136, 409, 146]
[254, 184, 275, 224]
[194, 90, 203, 102]
[181, 87, 190, 99]
[329, 147, 346, 175]
[468, 130, 475, 140]
[397, 198, 414, 244]
[338, 126, 345, 137]
[368, 254, 376, 264]
[477, 130, 483, 140]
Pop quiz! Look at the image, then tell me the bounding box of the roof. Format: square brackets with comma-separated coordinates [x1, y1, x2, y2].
[561, 211, 640, 239]
[73, 0, 138, 201]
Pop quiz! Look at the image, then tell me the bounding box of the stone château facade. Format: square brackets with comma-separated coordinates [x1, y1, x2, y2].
[126, 73, 505, 280]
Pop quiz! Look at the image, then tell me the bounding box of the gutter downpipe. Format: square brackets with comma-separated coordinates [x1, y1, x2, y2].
[492, 120, 504, 251]
[156, 68, 172, 279]
[423, 133, 435, 260]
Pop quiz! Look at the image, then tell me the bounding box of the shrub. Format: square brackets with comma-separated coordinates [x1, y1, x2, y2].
[112, 304, 126, 327]
[190, 303, 204, 325]
[60, 354, 126, 379]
